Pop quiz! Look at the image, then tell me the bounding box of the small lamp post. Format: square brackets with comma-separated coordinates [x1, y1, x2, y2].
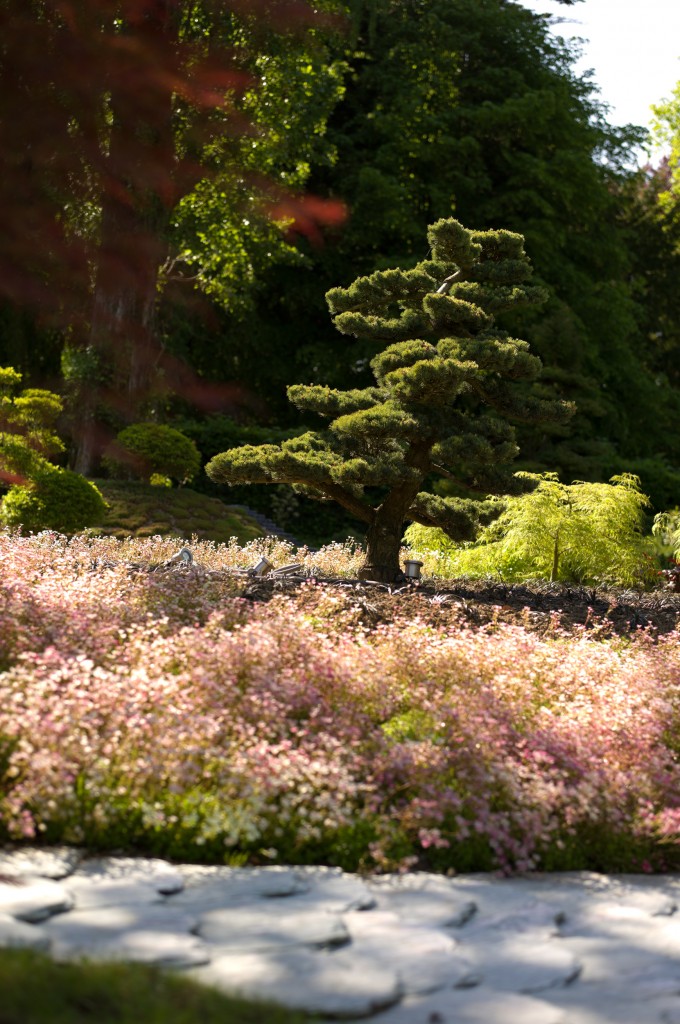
[250, 555, 274, 576]
[403, 559, 423, 580]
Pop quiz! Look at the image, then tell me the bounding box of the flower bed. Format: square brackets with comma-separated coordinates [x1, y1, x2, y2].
[1, 531, 680, 874]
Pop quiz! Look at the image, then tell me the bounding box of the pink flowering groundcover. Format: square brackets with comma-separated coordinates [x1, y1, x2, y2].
[1, 532, 680, 875]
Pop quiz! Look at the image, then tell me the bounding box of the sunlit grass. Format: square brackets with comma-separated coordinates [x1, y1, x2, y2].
[0, 949, 313, 1024]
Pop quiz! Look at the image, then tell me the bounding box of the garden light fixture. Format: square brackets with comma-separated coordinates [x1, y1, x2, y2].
[250, 556, 274, 576]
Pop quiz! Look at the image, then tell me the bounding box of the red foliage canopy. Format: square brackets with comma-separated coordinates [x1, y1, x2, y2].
[0, 0, 344, 322]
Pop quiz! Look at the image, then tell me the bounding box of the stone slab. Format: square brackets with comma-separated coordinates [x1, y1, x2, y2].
[195, 902, 349, 951]
[0, 875, 74, 922]
[366, 875, 476, 928]
[561, 893, 678, 940]
[0, 911, 51, 951]
[41, 905, 208, 967]
[292, 867, 376, 911]
[64, 855, 184, 909]
[342, 910, 478, 994]
[542, 984, 680, 1024]
[73, 855, 184, 890]
[446, 873, 603, 924]
[459, 899, 565, 947]
[558, 934, 680, 986]
[178, 864, 308, 896]
[65, 878, 174, 910]
[328, 989, 566, 1024]
[460, 933, 581, 993]
[166, 865, 309, 913]
[188, 947, 402, 1018]
[0, 846, 82, 880]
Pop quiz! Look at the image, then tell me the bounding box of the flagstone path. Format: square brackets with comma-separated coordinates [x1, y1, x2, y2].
[2, 847, 680, 1022]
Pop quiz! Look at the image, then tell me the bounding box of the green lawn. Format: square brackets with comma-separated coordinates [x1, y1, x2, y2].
[0, 949, 313, 1024]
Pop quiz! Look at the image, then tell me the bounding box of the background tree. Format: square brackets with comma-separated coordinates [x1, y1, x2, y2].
[0, 0, 346, 470]
[322, 0, 671, 492]
[206, 217, 572, 580]
[206, 0, 679, 515]
[612, 157, 680, 508]
[622, 160, 680, 393]
[647, 89, 680, 393]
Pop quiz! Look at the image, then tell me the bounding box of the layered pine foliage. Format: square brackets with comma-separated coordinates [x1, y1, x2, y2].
[206, 218, 572, 579]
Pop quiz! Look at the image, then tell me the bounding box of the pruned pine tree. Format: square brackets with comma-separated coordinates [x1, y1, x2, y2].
[206, 219, 573, 581]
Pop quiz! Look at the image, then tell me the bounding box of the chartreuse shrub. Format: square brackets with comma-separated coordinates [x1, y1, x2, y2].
[0, 367, 106, 533]
[1, 467, 106, 533]
[406, 473, 656, 588]
[104, 423, 201, 485]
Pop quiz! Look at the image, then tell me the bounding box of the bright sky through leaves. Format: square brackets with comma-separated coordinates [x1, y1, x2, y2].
[518, 0, 680, 150]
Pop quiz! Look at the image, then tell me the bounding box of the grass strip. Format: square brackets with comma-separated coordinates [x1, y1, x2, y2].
[0, 949, 313, 1024]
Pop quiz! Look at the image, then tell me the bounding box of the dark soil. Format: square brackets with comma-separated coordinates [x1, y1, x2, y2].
[238, 573, 680, 639]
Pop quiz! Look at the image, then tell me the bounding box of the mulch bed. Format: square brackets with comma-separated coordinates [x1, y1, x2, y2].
[235, 572, 680, 640]
[117, 556, 680, 640]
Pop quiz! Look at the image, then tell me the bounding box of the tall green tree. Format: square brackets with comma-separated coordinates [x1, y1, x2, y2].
[614, 158, 680, 506]
[321, 0, 660, 476]
[648, 90, 680, 391]
[219, 0, 677, 504]
[206, 218, 572, 581]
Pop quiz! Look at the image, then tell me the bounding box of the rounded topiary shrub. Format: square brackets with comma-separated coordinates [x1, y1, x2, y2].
[0, 467, 107, 534]
[105, 423, 201, 485]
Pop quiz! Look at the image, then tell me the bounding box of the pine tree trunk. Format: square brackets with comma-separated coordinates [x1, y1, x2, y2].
[360, 510, 406, 582]
[359, 453, 429, 582]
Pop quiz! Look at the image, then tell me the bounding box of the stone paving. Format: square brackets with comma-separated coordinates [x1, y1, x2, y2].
[2, 848, 680, 1022]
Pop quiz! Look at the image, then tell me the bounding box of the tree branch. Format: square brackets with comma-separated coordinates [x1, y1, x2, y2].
[405, 507, 440, 528]
[318, 482, 375, 524]
[435, 268, 465, 295]
[430, 461, 459, 481]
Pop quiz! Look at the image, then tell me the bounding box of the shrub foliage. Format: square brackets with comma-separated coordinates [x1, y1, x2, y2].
[407, 473, 656, 588]
[0, 367, 106, 533]
[0, 366, 64, 481]
[1, 467, 106, 534]
[105, 423, 201, 485]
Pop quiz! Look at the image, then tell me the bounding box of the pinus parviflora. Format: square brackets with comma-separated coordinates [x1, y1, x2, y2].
[206, 218, 573, 581]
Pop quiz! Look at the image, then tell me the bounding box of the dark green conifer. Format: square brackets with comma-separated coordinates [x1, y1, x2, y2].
[206, 219, 573, 581]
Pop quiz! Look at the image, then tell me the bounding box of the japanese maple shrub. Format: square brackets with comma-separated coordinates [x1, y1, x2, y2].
[407, 472, 656, 588]
[206, 219, 572, 581]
